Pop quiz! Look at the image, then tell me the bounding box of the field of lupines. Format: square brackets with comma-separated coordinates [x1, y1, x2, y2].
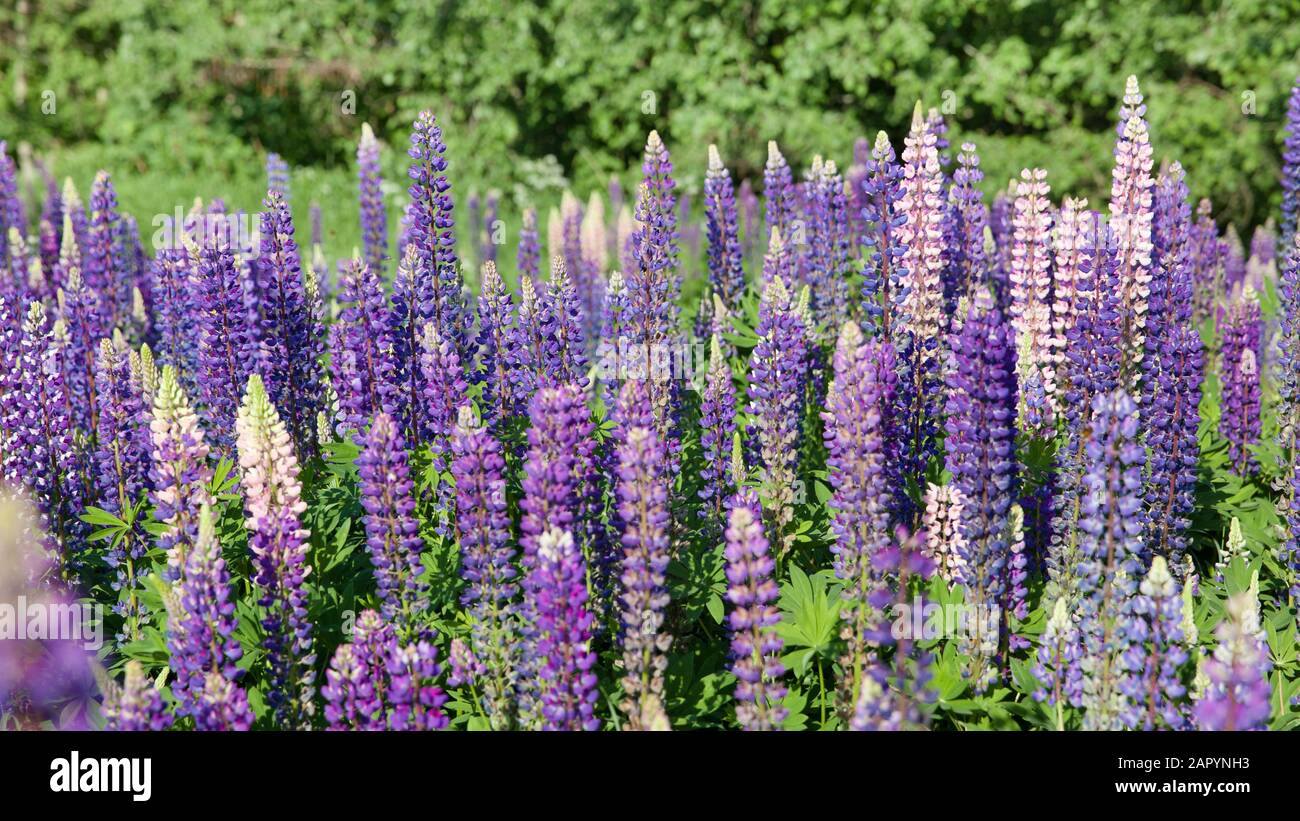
[1, 73, 1299, 733]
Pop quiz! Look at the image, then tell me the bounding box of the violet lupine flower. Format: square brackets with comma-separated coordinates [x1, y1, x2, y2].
[517, 207, 541, 281]
[527, 527, 600, 731]
[149, 366, 214, 581]
[451, 405, 518, 728]
[763, 141, 797, 247]
[446, 637, 485, 689]
[357, 123, 388, 273]
[541, 256, 590, 390]
[698, 334, 738, 529]
[1075, 389, 1145, 731]
[417, 322, 468, 532]
[328, 257, 398, 438]
[193, 671, 254, 731]
[0, 141, 24, 264]
[388, 244, 427, 442]
[102, 660, 173, 731]
[1009, 168, 1057, 434]
[724, 489, 787, 730]
[321, 609, 391, 730]
[1118, 556, 1189, 730]
[1193, 592, 1272, 731]
[1282, 76, 1300, 250]
[858, 131, 907, 338]
[1189, 199, 1222, 322]
[614, 423, 672, 730]
[149, 248, 198, 376]
[358, 412, 427, 630]
[1279, 234, 1300, 596]
[475, 261, 520, 428]
[406, 110, 470, 365]
[1144, 163, 1203, 572]
[821, 322, 899, 708]
[944, 287, 1018, 690]
[559, 192, 599, 344]
[596, 269, 630, 408]
[193, 238, 256, 450]
[93, 338, 151, 628]
[6, 302, 83, 565]
[58, 257, 106, 436]
[760, 225, 796, 289]
[256, 191, 324, 457]
[384, 638, 450, 731]
[1218, 287, 1263, 475]
[748, 276, 808, 556]
[235, 374, 316, 728]
[165, 503, 245, 718]
[1109, 76, 1156, 390]
[266, 152, 290, 202]
[86, 171, 130, 327]
[704, 145, 745, 306]
[803, 157, 851, 327]
[947, 142, 989, 304]
[507, 274, 548, 401]
[987, 191, 1014, 312]
[1032, 598, 1084, 728]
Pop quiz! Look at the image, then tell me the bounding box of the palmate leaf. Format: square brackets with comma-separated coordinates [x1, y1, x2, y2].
[775, 564, 841, 676]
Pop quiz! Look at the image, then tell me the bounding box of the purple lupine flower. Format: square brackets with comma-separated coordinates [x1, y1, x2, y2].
[596, 269, 629, 408]
[1281, 76, 1300, 250]
[559, 192, 598, 344]
[507, 274, 548, 402]
[1032, 597, 1084, 727]
[858, 131, 907, 338]
[1279, 234, 1300, 597]
[724, 489, 787, 730]
[329, 257, 398, 439]
[0, 141, 25, 265]
[388, 244, 427, 442]
[926, 106, 950, 167]
[944, 287, 1018, 690]
[763, 141, 797, 247]
[482, 190, 500, 266]
[193, 237, 256, 451]
[235, 374, 316, 728]
[1193, 593, 1271, 731]
[445, 637, 484, 689]
[266, 152, 290, 202]
[85, 171, 130, 328]
[821, 322, 899, 707]
[1219, 287, 1263, 475]
[406, 110, 469, 365]
[357, 123, 389, 273]
[417, 322, 468, 532]
[541, 255, 589, 389]
[1009, 168, 1057, 434]
[57, 257, 105, 436]
[517, 207, 541, 281]
[384, 637, 450, 731]
[1119, 556, 1189, 730]
[1110, 76, 1156, 390]
[748, 276, 808, 555]
[149, 248, 198, 376]
[103, 660, 173, 731]
[613, 423, 672, 729]
[474, 261, 520, 428]
[165, 503, 244, 718]
[704, 145, 745, 306]
[93, 338, 151, 631]
[451, 405, 518, 728]
[803, 157, 851, 327]
[358, 412, 426, 630]
[256, 191, 324, 458]
[760, 225, 796, 289]
[987, 190, 1014, 313]
[1075, 389, 1145, 730]
[192, 671, 253, 731]
[321, 609, 391, 730]
[1189, 199, 1222, 322]
[148, 366, 214, 582]
[947, 142, 989, 305]
[699, 334, 738, 529]
[6, 302, 84, 562]
[527, 527, 600, 731]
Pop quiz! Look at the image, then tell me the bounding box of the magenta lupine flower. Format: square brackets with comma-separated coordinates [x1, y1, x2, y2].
[451, 405, 519, 727]
[614, 423, 672, 729]
[748, 276, 808, 555]
[1009, 168, 1057, 434]
[1076, 389, 1145, 730]
[704, 145, 745, 305]
[1118, 557, 1189, 730]
[763, 141, 797, 247]
[266, 152, 290, 202]
[528, 528, 600, 731]
[948, 142, 989, 303]
[724, 489, 787, 730]
[858, 131, 907, 338]
[149, 366, 214, 581]
[1109, 76, 1156, 389]
[699, 334, 738, 529]
[193, 238, 256, 450]
[235, 374, 316, 728]
[944, 287, 1018, 690]
[329, 257, 398, 438]
[1218, 288, 1263, 475]
[166, 504, 245, 719]
[474, 262, 520, 427]
[418, 322, 468, 532]
[1282, 76, 1300, 249]
[256, 191, 324, 457]
[517, 207, 541, 281]
[357, 123, 388, 273]
[358, 412, 426, 630]
[1193, 593, 1271, 731]
[103, 661, 173, 731]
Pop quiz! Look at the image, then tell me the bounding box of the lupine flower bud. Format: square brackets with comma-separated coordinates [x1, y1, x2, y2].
[149, 366, 214, 581]
[1119, 556, 1189, 729]
[1109, 76, 1156, 389]
[528, 528, 600, 731]
[103, 660, 173, 731]
[357, 123, 388, 273]
[1193, 592, 1271, 731]
[358, 412, 426, 629]
[724, 491, 786, 730]
[705, 145, 745, 305]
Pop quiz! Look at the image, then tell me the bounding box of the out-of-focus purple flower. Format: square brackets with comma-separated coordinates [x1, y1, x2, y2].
[192, 671, 253, 731]
[474, 261, 520, 428]
[858, 131, 907, 338]
[149, 248, 198, 378]
[357, 411, 426, 630]
[149, 366, 214, 582]
[527, 528, 600, 731]
[947, 142, 988, 306]
[1193, 592, 1271, 731]
[1281, 76, 1300, 249]
[705, 145, 745, 306]
[803, 157, 851, 327]
[541, 256, 590, 389]
[329, 257, 398, 439]
[193, 237, 256, 451]
[1218, 287, 1263, 475]
[699, 334, 737, 529]
[1032, 597, 1084, 725]
[103, 660, 174, 731]
[357, 123, 388, 273]
[1119, 556, 1189, 730]
[724, 489, 786, 730]
[517, 207, 541, 281]
[86, 171, 130, 328]
[0, 141, 25, 264]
